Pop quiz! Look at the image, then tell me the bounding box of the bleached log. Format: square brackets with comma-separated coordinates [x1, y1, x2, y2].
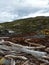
[21, 47, 49, 64]
[38, 58, 49, 64]
[0, 40, 49, 64]
[7, 41, 45, 51]
[5, 55, 27, 60]
[23, 45, 45, 50]
[9, 42, 47, 58]
[42, 56, 49, 60]
[2, 41, 47, 58]
[21, 48, 47, 58]
[1, 41, 45, 50]
[10, 42, 46, 58]
[25, 39, 41, 46]
[5, 55, 27, 65]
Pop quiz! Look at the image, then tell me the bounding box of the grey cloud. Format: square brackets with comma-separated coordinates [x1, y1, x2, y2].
[0, 0, 49, 22]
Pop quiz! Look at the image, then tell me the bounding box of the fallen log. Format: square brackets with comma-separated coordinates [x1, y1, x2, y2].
[21, 48, 47, 58]
[23, 45, 46, 50]
[25, 39, 41, 46]
[5, 55, 27, 65]
[5, 55, 27, 60]
[0, 41, 49, 64]
[42, 56, 49, 60]
[37, 58, 49, 64]
[1, 41, 47, 58]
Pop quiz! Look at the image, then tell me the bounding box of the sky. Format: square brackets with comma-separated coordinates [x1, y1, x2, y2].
[0, 0, 49, 22]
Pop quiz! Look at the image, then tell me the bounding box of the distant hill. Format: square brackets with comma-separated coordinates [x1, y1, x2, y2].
[0, 16, 49, 34]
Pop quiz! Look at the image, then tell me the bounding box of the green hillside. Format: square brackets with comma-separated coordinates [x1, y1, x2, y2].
[0, 16, 49, 34]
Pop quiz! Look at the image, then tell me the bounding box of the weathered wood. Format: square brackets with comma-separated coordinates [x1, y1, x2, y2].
[0, 40, 49, 64]
[5, 55, 27, 60]
[0, 41, 47, 58]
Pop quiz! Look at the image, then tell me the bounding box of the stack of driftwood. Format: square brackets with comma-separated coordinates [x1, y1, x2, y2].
[0, 37, 49, 65]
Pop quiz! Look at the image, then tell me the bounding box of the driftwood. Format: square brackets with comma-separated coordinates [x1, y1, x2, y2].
[21, 48, 47, 58]
[0, 40, 49, 64]
[5, 55, 27, 65]
[23, 45, 46, 50]
[5, 55, 27, 60]
[3, 41, 47, 57]
[7, 41, 49, 64]
[25, 39, 41, 46]
[42, 56, 49, 60]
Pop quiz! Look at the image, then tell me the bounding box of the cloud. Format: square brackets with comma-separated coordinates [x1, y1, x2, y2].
[0, 11, 18, 22]
[20, 9, 49, 19]
[22, 0, 48, 8]
[0, 0, 49, 22]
